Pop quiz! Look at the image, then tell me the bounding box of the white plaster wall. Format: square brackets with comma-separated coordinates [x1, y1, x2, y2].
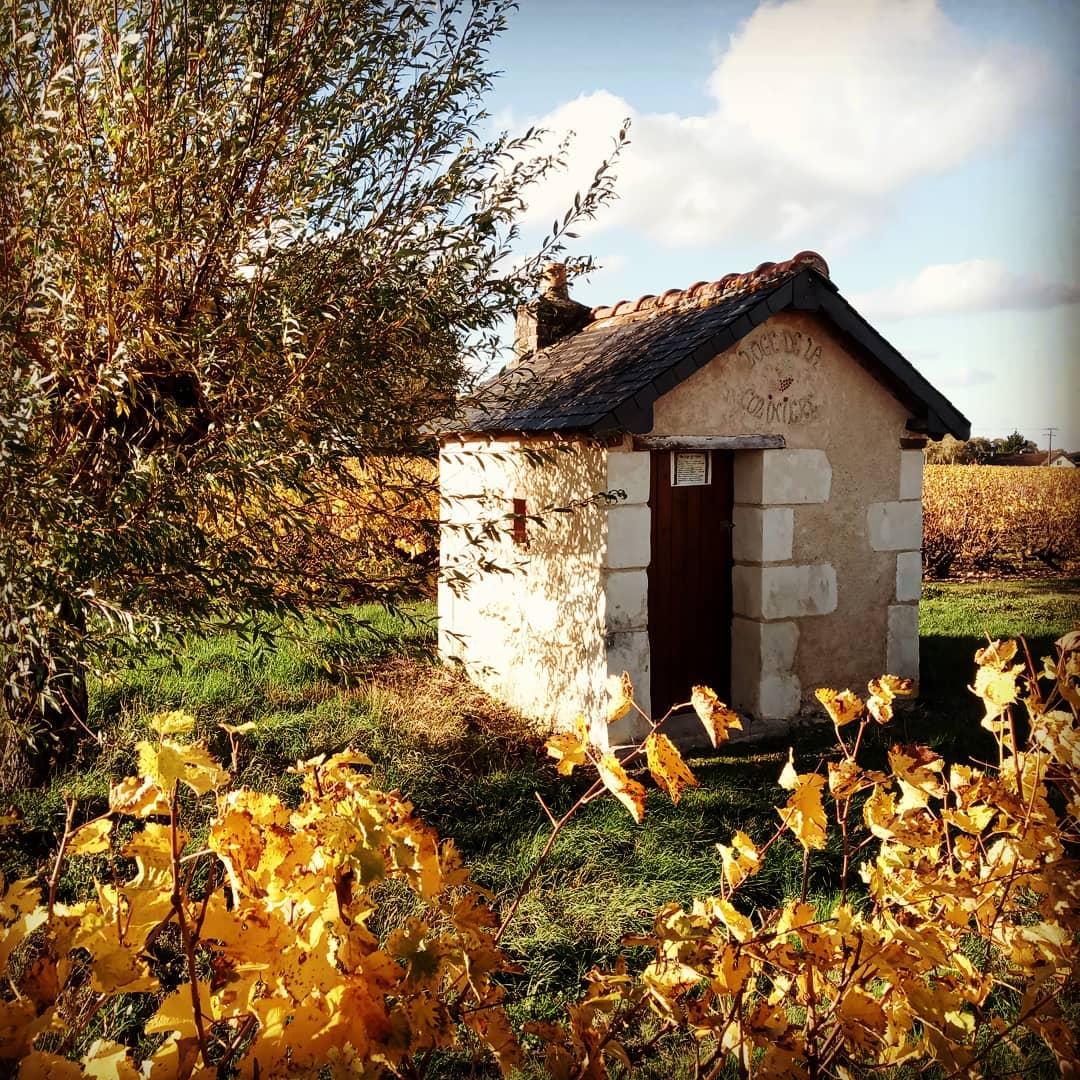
[439, 437, 608, 729]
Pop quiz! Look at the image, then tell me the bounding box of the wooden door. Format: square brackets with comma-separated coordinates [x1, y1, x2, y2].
[648, 450, 733, 716]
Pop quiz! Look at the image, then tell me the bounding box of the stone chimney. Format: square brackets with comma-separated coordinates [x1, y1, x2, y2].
[512, 262, 592, 364]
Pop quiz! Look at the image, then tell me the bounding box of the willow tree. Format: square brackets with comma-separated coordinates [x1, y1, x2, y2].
[0, 0, 621, 783]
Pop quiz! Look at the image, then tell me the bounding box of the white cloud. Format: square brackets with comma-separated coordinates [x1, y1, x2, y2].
[512, 0, 1051, 250]
[851, 259, 1080, 319]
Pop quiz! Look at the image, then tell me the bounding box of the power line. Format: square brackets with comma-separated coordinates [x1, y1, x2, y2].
[1043, 427, 1059, 465]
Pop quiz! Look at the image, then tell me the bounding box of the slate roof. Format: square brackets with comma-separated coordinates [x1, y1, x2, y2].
[458, 251, 970, 441]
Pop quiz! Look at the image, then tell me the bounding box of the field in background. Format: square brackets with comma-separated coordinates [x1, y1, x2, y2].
[923, 464, 1080, 578]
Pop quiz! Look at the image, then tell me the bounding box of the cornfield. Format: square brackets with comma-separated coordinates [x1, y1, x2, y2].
[923, 465, 1080, 577]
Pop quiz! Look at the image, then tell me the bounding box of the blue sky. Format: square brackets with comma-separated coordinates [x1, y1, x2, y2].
[485, 0, 1079, 451]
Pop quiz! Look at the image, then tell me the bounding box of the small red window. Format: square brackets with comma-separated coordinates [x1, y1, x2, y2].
[512, 498, 528, 547]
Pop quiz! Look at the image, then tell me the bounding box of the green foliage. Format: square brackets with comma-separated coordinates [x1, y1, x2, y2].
[994, 429, 1039, 456]
[0, 0, 624, 771]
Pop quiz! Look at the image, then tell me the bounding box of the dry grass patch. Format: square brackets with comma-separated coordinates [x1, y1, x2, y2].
[361, 656, 545, 750]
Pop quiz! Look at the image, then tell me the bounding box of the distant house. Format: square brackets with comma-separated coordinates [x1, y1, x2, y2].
[439, 253, 969, 741]
[992, 450, 1075, 468]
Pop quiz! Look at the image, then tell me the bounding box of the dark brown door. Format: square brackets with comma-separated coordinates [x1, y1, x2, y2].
[648, 450, 733, 716]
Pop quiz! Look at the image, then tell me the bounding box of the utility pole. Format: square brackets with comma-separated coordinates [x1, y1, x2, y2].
[1043, 427, 1059, 466]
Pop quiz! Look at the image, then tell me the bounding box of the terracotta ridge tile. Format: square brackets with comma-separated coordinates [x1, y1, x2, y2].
[589, 250, 829, 323]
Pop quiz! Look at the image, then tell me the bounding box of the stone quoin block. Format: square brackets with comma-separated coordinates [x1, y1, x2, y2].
[899, 449, 924, 501]
[606, 630, 651, 737]
[605, 504, 651, 568]
[606, 451, 651, 505]
[867, 500, 923, 552]
[734, 449, 832, 506]
[731, 505, 795, 563]
[886, 604, 920, 679]
[731, 617, 799, 677]
[604, 569, 648, 631]
[895, 551, 922, 603]
[758, 672, 802, 719]
[734, 563, 838, 620]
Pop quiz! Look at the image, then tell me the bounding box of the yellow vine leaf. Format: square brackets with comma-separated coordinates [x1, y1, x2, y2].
[0, 875, 46, 973]
[713, 897, 755, 943]
[645, 732, 698, 805]
[836, 987, 888, 1051]
[88, 940, 156, 994]
[973, 662, 1024, 723]
[816, 688, 864, 727]
[146, 1035, 202, 1080]
[866, 675, 912, 725]
[545, 726, 589, 777]
[145, 986, 209, 1040]
[109, 776, 171, 817]
[219, 720, 257, 735]
[776, 751, 828, 850]
[873, 674, 915, 697]
[597, 753, 646, 824]
[0, 999, 37, 1059]
[606, 671, 634, 723]
[778, 747, 799, 790]
[12, 1051, 85, 1078]
[889, 744, 946, 810]
[974, 638, 1019, 669]
[716, 830, 760, 890]
[1023, 1015, 1078, 1079]
[463, 996, 523, 1077]
[691, 686, 742, 747]
[82, 1039, 141, 1079]
[148, 709, 196, 737]
[66, 818, 112, 856]
[136, 737, 230, 795]
[827, 760, 887, 800]
[712, 942, 753, 994]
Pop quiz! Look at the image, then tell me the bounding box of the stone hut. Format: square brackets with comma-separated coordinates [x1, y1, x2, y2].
[438, 253, 970, 742]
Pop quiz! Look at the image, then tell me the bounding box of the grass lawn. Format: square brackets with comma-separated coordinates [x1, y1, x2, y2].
[916, 576, 1080, 754]
[4, 580, 1077, 1077]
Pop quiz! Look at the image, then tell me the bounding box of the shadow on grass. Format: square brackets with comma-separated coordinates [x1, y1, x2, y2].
[915, 576, 1080, 758]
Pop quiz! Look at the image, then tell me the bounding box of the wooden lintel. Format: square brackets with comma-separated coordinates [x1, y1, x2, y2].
[632, 434, 786, 451]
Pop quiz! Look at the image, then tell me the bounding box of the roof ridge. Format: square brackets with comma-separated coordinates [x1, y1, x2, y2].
[590, 250, 829, 323]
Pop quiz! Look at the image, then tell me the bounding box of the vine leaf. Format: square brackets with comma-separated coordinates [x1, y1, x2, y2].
[816, 688, 864, 727]
[645, 732, 698, 805]
[66, 818, 112, 855]
[691, 686, 742, 747]
[606, 671, 634, 723]
[136, 738, 230, 795]
[545, 716, 590, 776]
[716, 830, 760, 889]
[597, 753, 646, 824]
[777, 749, 828, 850]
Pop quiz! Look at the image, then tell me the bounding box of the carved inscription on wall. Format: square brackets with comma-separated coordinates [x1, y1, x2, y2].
[734, 328, 824, 427]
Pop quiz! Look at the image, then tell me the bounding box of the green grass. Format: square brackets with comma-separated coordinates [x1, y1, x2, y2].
[4, 580, 1078, 1078]
[915, 576, 1080, 757]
